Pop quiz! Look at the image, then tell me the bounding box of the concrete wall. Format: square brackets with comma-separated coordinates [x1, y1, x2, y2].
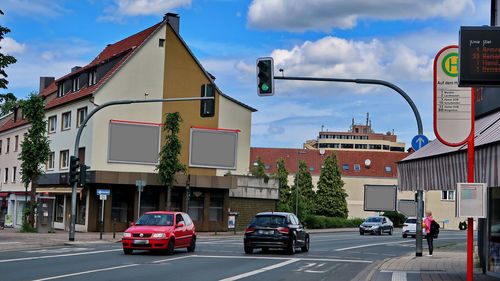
[230, 176, 279, 200]
[0, 124, 29, 192]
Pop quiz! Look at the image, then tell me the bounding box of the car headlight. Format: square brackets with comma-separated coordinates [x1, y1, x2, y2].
[372, 226, 379, 228]
[123, 232, 131, 237]
[152, 233, 166, 238]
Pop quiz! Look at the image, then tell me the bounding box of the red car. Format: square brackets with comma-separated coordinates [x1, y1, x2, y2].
[122, 211, 196, 255]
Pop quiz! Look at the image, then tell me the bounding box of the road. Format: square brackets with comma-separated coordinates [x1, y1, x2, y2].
[0, 230, 467, 281]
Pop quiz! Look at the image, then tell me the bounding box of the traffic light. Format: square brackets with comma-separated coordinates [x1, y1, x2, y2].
[69, 156, 80, 184]
[256, 57, 274, 96]
[201, 84, 215, 117]
[78, 164, 91, 187]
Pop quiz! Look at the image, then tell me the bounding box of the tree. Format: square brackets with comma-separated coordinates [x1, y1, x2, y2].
[315, 153, 348, 218]
[273, 157, 291, 212]
[0, 10, 17, 90]
[19, 93, 51, 228]
[0, 93, 18, 116]
[290, 160, 315, 220]
[251, 156, 269, 183]
[156, 112, 186, 210]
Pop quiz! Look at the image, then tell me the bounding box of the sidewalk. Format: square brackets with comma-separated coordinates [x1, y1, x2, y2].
[369, 242, 499, 281]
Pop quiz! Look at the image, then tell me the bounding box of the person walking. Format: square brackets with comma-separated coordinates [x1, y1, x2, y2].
[424, 211, 434, 257]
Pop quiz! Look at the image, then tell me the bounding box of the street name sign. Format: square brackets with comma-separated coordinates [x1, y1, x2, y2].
[411, 135, 429, 151]
[434, 45, 473, 146]
[97, 189, 110, 196]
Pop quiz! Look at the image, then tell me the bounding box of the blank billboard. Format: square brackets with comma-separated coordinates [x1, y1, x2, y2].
[398, 200, 417, 217]
[189, 127, 239, 170]
[364, 185, 397, 212]
[108, 120, 161, 165]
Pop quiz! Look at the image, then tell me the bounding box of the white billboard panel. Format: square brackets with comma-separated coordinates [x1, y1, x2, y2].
[189, 127, 239, 170]
[364, 185, 397, 212]
[456, 182, 487, 218]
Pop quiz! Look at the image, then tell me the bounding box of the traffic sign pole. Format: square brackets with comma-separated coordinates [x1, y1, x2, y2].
[466, 88, 475, 281]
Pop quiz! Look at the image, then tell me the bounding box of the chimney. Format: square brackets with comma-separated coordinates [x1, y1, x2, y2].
[39, 77, 55, 93]
[71, 66, 82, 73]
[164, 13, 180, 34]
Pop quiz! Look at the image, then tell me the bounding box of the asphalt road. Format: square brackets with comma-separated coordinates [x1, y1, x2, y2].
[0, 230, 467, 281]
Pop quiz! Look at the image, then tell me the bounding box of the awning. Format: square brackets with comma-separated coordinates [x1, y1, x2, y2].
[36, 187, 83, 194]
[397, 111, 500, 191]
[0, 192, 8, 197]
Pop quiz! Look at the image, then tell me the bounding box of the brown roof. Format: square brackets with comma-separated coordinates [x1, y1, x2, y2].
[0, 115, 28, 133]
[250, 147, 410, 178]
[42, 22, 163, 110]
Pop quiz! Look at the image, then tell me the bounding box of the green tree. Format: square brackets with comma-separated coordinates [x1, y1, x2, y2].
[273, 157, 291, 212]
[0, 10, 17, 90]
[156, 112, 186, 210]
[18, 93, 50, 228]
[290, 160, 315, 220]
[315, 153, 348, 218]
[251, 155, 269, 183]
[0, 93, 18, 116]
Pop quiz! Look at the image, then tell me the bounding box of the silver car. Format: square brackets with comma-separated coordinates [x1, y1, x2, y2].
[359, 216, 393, 235]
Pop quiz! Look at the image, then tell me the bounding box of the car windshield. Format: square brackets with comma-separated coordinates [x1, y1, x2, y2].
[251, 215, 287, 227]
[405, 218, 417, 224]
[135, 214, 174, 226]
[365, 217, 383, 223]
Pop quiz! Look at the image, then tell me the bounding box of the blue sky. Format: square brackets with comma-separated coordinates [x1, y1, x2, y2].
[0, 0, 491, 149]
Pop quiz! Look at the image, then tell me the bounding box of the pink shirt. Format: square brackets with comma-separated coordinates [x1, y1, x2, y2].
[424, 216, 433, 233]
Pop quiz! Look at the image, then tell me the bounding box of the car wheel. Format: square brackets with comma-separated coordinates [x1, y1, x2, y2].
[123, 248, 133, 255]
[301, 236, 310, 252]
[166, 238, 175, 255]
[389, 227, 393, 235]
[377, 229, 382, 235]
[360, 231, 364, 235]
[402, 234, 407, 238]
[287, 238, 296, 255]
[244, 246, 253, 254]
[187, 236, 196, 252]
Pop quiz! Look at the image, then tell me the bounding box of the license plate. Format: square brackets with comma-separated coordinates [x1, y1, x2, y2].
[257, 230, 274, 235]
[133, 240, 149, 244]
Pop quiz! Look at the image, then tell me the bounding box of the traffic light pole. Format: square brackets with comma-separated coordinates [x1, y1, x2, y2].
[274, 75, 424, 256]
[69, 96, 214, 241]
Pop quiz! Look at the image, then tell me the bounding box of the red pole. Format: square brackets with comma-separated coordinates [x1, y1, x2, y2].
[467, 88, 475, 281]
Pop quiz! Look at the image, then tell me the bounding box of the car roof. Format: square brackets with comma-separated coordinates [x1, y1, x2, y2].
[144, 211, 180, 215]
[255, 212, 290, 217]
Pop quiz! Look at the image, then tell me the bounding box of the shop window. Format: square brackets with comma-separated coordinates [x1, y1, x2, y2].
[54, 195, 64, 223]
[188, 191, 204, 222]
[170, 191, 182, 212]
[209, 192, 224, 222]
[140, 189, 158, 216]
[112, 189, 134, 223]
[76, 192, 86, 225]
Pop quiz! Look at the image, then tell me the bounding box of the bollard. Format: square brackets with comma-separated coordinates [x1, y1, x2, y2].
[113, 218, 116, 239]
[214, 222, 217, 236]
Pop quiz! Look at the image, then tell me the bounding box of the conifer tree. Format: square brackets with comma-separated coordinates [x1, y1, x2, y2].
[290, 160, 315, 220]
[251, 156, 269, 183]
[315, 153, 348, 218]
[274, 157, 291, 212]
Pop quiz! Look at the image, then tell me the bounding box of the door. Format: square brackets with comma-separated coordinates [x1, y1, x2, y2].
[174, 213, 188, 246]
[292, 214, 306, 245]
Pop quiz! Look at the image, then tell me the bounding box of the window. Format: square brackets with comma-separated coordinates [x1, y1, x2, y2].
[309, 166, 314, 172]
[265, 165, 270, 170]
[57, 83, 65, 97]
[62, 112, 71, 130]
[71, 76, 80, 92]
[4, 168, 8, 183]
[253, 161, 258, 167]
[48, 116, 57, 133]
[47, 152, 55, 170]
[12, 166, 16, 182]
[54, 195, 64, 222]
[209, 192, 224, 222]
[321, 164, 324, 169]
[60, 150, 69, 169]
[88, 69, 97, 86]
[6, 138, 9, 153]
[369, 144, 382, 150]
[77, 107, 87, 127]
[355, 144, 367, 149]
[342, 164, 349, 171]
[159, 38, 165, 47]
[188, 191, 204, 222]
[341, 143, 354, 149]
[441, 190, 455, 201]
[363, 128, 367, 133]
[14, 135, 18, 152]
[354, 164, 361, 171]
[0, 139, 2, 154]
[383, 145, 390, 150]
[385, 166, 392, 173]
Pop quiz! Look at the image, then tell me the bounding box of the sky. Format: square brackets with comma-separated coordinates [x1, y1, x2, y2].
[0, 0, 492, 149]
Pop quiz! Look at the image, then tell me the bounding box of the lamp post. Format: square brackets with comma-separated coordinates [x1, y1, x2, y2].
[296, 151, 306, 216]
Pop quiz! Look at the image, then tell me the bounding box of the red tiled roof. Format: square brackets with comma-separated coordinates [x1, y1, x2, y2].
[250, 147, 410, 178]
[0, 115, 29, 133]
[42, 21, 163, 110]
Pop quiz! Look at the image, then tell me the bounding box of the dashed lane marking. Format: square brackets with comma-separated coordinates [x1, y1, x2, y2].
[0, 249, 122, 263]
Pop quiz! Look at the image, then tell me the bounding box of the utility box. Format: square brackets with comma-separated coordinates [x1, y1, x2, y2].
[37, 196, 55, 233]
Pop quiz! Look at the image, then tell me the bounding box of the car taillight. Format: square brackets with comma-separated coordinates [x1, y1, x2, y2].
[246, 228, 255, 233]
[277, 227, 289, 234]
[403, 224, 408, 227]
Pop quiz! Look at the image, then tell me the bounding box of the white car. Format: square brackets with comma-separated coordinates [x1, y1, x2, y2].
[402, 217, 425, 238]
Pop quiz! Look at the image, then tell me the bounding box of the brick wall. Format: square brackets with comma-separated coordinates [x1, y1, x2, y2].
[229, 198, 276, 231]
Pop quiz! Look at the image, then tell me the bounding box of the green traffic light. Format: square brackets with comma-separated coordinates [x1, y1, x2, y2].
[261, 83, 269, 92]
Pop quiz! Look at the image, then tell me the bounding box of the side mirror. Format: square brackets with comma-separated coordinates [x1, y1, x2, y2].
[176, 222, 185, 228]
[302, 222, 308, 228]
[129, 222, 134, 227]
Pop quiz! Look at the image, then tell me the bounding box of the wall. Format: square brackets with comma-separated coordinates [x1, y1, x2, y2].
[0, 124, 29, 192]
[425, 190, 462, 230]
[229, 197, 276, 231]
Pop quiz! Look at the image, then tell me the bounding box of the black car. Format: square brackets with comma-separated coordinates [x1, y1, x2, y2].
[244, 212, 309, 255]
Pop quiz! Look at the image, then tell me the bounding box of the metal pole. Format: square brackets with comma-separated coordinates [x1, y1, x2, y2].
[296, 153, 300, 216]
[69, 96, 214, 241]
[416, 191, 423, 256]
[137, 186, 142, 220]
[100, 199, 104, 240]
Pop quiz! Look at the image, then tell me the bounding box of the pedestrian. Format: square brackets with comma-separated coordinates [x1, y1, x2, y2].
[424, 211, 434, 257]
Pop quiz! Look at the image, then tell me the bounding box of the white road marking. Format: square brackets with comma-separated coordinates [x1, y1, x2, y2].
[391, 271, 407, 281]
[218, 259, 299, 281]
[0, 249, 121, 263]
[0, 242, 21, 245]
[25, 248, 91, 254]
[190, 254, 372, 263]
[335, 240, 413, 251]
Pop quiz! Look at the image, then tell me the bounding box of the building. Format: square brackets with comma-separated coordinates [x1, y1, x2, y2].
[250, 147, 412, 219]
[33, 14, 277, 233]
[304, 113, 406, 152]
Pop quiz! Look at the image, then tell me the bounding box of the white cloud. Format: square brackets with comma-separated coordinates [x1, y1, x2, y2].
[101, 0, 191, 19]
[0, 37, 26, 54]
[247, 0, 475, 32]
[1, 0, 67, 19]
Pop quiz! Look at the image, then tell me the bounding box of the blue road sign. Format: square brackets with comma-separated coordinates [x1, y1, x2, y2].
[411, 135, 429, 151]
[97, 189, 110, 195]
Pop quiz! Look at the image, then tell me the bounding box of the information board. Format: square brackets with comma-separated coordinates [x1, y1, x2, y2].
[459, 26, 500, 86]
[456, 182, 487, 218]
[398, 200, 417, 217]
[363, 185, 397, 212]
[189, 127, 239, 170]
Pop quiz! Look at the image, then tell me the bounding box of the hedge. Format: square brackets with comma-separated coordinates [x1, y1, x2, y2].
[304, 215, 364, 229]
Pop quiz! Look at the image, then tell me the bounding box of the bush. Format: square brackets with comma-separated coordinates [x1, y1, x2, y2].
[382, 211, 407, 227]
[19, 221, 37, 233]
[304, 215, 364, 229]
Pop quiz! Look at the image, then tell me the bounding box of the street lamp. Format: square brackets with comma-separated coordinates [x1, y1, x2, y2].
[296, 151, 306, 216]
